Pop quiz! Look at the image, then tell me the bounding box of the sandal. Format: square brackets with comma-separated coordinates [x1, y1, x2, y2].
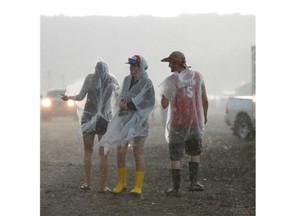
[98, 187, 111, 194]
[79, 183, 92, 191]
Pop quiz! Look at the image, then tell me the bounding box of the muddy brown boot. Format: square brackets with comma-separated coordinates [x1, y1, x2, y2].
[165, 169, 181, 197]
[188, 162, 205, 192]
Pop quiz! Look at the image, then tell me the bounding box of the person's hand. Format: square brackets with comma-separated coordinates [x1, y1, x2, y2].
[204, 116, 208, 124]
[60, 93, 69, 101]
[119, 99, 128, 110]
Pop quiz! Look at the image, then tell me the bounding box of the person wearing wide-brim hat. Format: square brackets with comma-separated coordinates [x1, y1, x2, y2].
[159, 51, 208, 196]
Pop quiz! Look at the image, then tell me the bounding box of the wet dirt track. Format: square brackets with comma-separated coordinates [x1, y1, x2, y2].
[41, 107, 255, 216]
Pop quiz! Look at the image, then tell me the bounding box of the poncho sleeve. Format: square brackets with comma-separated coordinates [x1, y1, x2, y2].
[158, 74, 177, 101]
[131, 78, 155, 117]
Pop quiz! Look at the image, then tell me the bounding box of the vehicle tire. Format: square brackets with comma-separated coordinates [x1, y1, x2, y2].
[234, 113, 253, 141]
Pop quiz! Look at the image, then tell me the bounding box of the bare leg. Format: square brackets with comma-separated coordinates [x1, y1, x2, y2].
[117, 144, 128, 168]
[171, 160, 181, 170]
[190, 155, 200, 163]
[82, 133, 95, 188]
[133, 146, 145, 171]
[98, 134, 110, 191]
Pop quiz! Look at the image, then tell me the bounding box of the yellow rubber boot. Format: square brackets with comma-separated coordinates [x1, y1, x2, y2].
[112, 167, 127, 193]
[130, 171, 145, 195]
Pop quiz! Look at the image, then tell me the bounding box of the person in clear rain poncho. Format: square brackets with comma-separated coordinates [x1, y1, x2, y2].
[61, 58, 120, 192]
[99, 55, 155, 196]
[159, 51, 208, 196]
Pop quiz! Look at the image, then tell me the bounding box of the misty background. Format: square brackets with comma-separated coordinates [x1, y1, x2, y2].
[40, 14, 255, 100]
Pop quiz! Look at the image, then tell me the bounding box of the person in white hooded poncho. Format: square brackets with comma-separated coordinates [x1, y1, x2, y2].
[61, 58, 120, 192]
[159, 51, 208, 197]
[99, 55, 155, 196]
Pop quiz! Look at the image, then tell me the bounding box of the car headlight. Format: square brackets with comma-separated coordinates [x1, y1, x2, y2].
[67, 99, 75, 107]
[41, 98, 52, 107]
[252, 94, 256, 103]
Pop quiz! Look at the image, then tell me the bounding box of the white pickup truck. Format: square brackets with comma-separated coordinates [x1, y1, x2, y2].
[225, 96, 256, 140]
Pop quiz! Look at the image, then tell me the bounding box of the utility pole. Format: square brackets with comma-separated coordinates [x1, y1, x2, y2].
[251, 45, 256, 121]
[251, 45, 256, 96]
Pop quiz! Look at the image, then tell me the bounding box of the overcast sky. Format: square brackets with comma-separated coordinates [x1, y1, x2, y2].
[40, 14, 255, 96]
[39, 0, 256, 17]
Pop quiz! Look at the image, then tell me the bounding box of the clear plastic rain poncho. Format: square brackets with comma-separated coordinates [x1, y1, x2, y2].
[65, 58, 120, 135]
[99, 56, 155, 152]
[159, 68, 205, 143]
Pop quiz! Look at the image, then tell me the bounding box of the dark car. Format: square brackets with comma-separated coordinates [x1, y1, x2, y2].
[40, 89, 77, 121]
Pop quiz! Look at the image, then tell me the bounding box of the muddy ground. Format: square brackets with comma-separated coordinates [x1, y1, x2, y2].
[40, 105, 255, 216]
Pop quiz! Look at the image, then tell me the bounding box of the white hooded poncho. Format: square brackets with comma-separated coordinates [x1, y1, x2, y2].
[65, 58, 120, 135]
[99, 56, 155, 152]
[159, 68, 205, 143]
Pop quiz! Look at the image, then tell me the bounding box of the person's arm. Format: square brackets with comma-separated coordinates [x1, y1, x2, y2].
[61, 76, 89, 101]
[73, 76, 90, 101]
[61, 93, 81, 101]
[118, 99, 137, 111]
[201, 82, 208, 124]
[60, 94, 74, 101]
[161, 95, 169, 109]
[112, 75, 121, 97]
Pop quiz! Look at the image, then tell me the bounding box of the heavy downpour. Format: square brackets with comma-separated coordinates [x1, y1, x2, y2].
[40, 14, 255, 215]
